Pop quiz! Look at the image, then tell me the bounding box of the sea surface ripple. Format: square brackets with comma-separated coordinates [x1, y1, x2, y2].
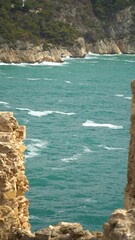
[0, 54, 135, 231]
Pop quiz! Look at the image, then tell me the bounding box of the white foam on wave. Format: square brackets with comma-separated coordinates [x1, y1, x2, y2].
[125, 97, 131, 100]
[16, 107, 75, 117]
[82, 120, 123, 129]
[0, 101, 10, 108]
[25, 139, 48, 159]
[44, 77, 53, 81]
[115, 94, 124, 97]
[84, 198, 97, 204]
[83, 146, 92, 153]
[0, 61, 68, 67]
[61, 153, 81, 163]
[0, 63, 10, 65]
[29, 215, 41, 220]
[115, 94, 131, 100]
[85, 56, 98, 60]
[27, 77, 40, 81]
[0, 101, 9, 105]
[65, 80, 71, 84]
[98, 145, 125, 151]
[39, 61, 68, 66]
[11, 63, 27, 67]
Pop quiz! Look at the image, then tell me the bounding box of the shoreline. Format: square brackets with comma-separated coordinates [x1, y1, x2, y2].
[0, 37, 135, 64]
[0, 52, 135, 65]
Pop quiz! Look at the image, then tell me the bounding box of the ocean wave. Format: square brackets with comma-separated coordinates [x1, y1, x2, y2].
[29, 215, 41, 220]
[16, 108, 75, 117]
[82, 120, 123, 129]
[83, 146, 92, 153]
[0, 101, 10, 108]
[40, 61, 68, 66]
[0, 61, 68, 67]
[125, 97, 131, 100]
[61, 153, 81, 163]
[98, 145, 125, 151]
[25, 139, 48, 159]
[65, 80, 72, 84]
[115, 94, 131, 100]
[0, 63, 10, 65]
[44, 77, 53, 81]
[84, 198, 97, 204]
[115, 94, 124, 97]
[85, 53, 121, 59]
[27, 78, 41, 81]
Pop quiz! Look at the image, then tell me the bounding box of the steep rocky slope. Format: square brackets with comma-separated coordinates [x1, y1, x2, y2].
[0, 0, 135, 62]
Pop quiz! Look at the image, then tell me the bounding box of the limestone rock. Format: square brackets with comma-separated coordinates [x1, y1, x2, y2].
[88, 39, 121, 54]
[0, 112, 30, 239]
[21, 222, 94, 240]
[103, 209, 135, 240]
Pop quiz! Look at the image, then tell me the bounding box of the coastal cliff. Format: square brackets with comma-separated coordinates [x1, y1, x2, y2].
[1, 81, 135, 239]
[0, 1, 135, 63]
[0, 112, 30, 239]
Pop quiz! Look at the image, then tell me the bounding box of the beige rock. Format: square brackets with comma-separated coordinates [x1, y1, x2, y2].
[103, 209, 135, 240]
[0, 112, 30, 239]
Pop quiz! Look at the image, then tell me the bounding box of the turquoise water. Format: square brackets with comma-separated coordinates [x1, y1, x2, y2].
[0, 54, 135, 232]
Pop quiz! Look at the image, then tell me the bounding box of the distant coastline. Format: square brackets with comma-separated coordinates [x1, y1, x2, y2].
[0, 38, 135, 64]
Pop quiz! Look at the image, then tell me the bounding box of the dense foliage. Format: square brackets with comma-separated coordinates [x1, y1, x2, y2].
[0, 0, 79, 47]
[91, 0, 134, 18]
[0, 0, 134, 47]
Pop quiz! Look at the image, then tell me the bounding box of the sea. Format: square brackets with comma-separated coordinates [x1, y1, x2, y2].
[0, 54, 135, 232]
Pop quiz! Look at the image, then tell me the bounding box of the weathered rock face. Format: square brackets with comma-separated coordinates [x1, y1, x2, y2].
[0, 45, 64, 63]
[15, 222, 101, 240]
[124, 80, 135, 209]
[0, 112, 30, 240]
[0, 39, 87, 63]
[103, 209, 135, 240]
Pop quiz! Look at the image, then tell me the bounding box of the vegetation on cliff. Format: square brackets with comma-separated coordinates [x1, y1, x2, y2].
[0, 0, 134, 49]
[91, 0, 134, 18]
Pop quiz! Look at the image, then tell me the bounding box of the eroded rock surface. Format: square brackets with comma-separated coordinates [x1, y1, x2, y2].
[0, 112, 30, 240]
[15, 222, 99, 240]
[103, 209, 135, 240]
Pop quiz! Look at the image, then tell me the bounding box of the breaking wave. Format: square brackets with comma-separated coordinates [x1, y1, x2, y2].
[98, 145, 126, 151]
[115, 94, 131, 100]
[25, 139, 48, 159]
[0, 101, 10, 108]
[82, 120, 123, 129]
[61, 153, 81, 163]
[16, 108, 75, 117]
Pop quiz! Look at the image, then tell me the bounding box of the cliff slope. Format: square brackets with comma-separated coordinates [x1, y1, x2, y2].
[0, 0, 135, 62]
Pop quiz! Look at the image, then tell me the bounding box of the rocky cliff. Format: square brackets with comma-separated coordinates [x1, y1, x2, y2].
[0, 1, 135, 63]
[0, 112, 30, 239]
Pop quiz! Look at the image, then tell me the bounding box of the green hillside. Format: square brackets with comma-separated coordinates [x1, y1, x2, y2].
[0, 0, 134, 48]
